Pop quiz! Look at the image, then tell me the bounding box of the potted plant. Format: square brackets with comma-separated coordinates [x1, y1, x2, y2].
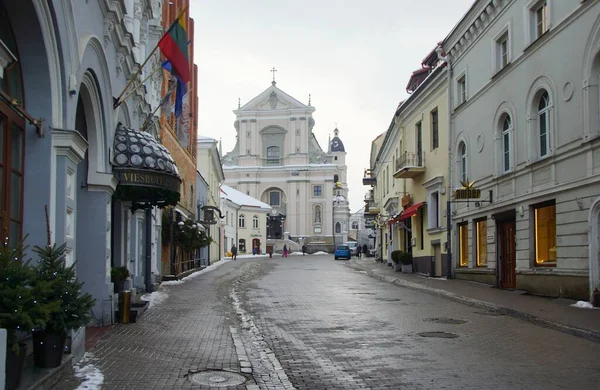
[391, 250, 403, 272]
[111, 266, 130, 293]
[399, 251, 413, 273]
[0, 237, 58, 389]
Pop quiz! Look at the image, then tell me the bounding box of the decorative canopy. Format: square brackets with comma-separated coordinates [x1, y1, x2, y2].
[112, 122, 181, 210]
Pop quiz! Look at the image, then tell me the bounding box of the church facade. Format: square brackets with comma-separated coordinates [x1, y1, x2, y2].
[222, 80, 350, 250]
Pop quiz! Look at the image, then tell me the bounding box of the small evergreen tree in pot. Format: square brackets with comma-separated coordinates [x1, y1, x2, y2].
[391, 250, 403, 271]
[399, 251, 413, 273]
[111, 266, 130, 293]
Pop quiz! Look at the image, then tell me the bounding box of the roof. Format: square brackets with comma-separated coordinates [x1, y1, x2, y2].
[220, 184, 271, 210]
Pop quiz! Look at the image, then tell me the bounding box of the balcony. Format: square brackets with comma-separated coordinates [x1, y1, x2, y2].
[394, 151, 425, 179]
[263, 158, 282, 166]
[363, 169, 377, 185]
[364, 200, 380, 215]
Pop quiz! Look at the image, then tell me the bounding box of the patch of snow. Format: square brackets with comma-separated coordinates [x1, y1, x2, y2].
[73, 353, 104, 390]
[181, 259, 231, 281]
[140, 290, 168, 309]
[313, 251, 329, 255]
[161, 280, 185, 286]
[570, 301, 597, 309]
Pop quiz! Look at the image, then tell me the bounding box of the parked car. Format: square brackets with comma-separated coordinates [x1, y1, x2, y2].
[334, 245, 352, 260]
[344, 242, 359, 257]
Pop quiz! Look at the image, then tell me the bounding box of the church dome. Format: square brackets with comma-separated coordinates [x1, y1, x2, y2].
[330, 128, 345, 152]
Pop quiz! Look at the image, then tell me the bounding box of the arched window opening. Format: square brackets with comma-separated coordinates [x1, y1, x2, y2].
[252, 215, 259, 229]
[458, 142, 467, 183]
[335, 222, 341, 234]
[502, 115, 512, 172]
[537, 90, 550, 157]
[352, 221, 359, 230]
[314, 205, 322, 224]
[238, 214, 245, 228]
[238, 239, 246, 253]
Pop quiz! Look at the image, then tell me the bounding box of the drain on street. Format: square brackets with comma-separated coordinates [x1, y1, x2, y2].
[418, 331, 459, 338]
[189, 371, 247, 387]
[423, 317, 468, 324]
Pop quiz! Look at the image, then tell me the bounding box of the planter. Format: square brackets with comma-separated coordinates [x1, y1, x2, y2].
[33, 330, 66, 368]
[113, 279, 125, 293]
[5, 342, 27, 390]
[401, 263, 413, 274]
[393, 263, 402, 272]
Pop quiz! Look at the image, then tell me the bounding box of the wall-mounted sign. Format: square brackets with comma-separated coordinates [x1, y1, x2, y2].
[401, 194, 411, 207]
[116, 170, 180, 192]
[453, 179, 481, 200]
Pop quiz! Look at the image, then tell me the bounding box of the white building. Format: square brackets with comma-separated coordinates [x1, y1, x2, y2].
[220, 184, 271, 255]
[221, 79, 351, 250]
[441, 0, 600, 301]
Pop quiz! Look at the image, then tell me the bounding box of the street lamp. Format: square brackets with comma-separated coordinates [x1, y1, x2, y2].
[332, 181, 345, 249]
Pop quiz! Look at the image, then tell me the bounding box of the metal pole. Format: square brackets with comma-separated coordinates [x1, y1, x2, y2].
[145, 208, 152, 292]
[170, 208, 176, 275]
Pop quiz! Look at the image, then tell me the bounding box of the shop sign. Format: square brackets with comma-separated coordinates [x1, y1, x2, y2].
[116, 169, 180, 192]
[401, 194, 411, 207]
[454, 179, 481, 200]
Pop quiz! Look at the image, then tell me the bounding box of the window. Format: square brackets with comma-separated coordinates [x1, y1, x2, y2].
[457, 75, 466, 105]
[253, 216, 259, 229]
[476, 219, 487, 267]
[502, 115, 512, 172]
[459, 223, 468, 267]
[431, 109, 439, 150]
[335, 222, 341, 234]
[239, 239, 246, 252]
[495, 30, 509, 71]
[535, 1, 549, 39]
[537, 91, 550, 157]
[534, 203, 556, 266]
[313, 185, 323, 197]
[238, 214, 245, 228]
[246, 131, 251, 138]
[269, 191, 280, 206]
[458, 141, 467, 183]
[428, 191, 440, 229]
[351, 221, 359, 230]
[266, 146, 280, 165]
[314, 205, 322, 224]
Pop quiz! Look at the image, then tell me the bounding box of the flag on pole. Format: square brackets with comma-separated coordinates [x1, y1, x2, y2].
[158, 9, 190, 84]
[161, 60, 187, 118]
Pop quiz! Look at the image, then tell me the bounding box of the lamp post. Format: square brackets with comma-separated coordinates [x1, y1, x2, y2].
[332, 181, 345, 249]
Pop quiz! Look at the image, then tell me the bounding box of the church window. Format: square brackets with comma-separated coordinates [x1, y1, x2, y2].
[296, 189, 299, 195]
[266, 146, 280, 165]
[314, 205, 322, 224]
[269, 191, 280, 206]
[239, 214, 245, 228]
[335, 222, 341, 234]
[352, 221, 359, 230]
[313, 185, 323, 197]
[334, 156, 338, 161]
[247, 131, 251, 137]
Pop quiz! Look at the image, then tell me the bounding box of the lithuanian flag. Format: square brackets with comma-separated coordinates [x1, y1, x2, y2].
[158, 9, 190, 84]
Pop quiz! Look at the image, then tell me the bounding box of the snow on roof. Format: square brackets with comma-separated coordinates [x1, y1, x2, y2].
[220, 184, 272, 210]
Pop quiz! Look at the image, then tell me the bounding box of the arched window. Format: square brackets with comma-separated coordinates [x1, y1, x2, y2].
[252, 215, 259, 229]
[502, 115, 513, 172]
[352, 221, 359, 230]
[335, 222, 341, 233]
[238, 214, 245, 228]
[314, 205, 322, 224]
[537, 90, 550, 157]
[458, 141, 467, 183]
[238, 239, 246, 252]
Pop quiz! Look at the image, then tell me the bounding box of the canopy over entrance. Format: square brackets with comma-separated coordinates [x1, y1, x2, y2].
[112, 122, 181, 210]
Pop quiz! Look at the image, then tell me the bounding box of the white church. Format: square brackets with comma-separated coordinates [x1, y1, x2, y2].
[221, 77, 350, 252]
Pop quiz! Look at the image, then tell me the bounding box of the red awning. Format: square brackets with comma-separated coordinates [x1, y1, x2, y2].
[399, 202, 426, 220]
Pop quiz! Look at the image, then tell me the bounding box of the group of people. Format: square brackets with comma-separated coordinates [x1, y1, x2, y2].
[230, 243, 369, 260]
[355, 243, 369, 258]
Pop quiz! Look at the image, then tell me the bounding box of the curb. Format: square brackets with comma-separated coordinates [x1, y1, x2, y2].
[347, 260, 600, 343]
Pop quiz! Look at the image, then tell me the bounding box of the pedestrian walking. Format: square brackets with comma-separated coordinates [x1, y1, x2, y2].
[302, 244, 307, 256]
[357, 244, 362, 258]
[283, 244, 288, 258]
[231, 244, 237, 260]
[362, 244, 368, 257]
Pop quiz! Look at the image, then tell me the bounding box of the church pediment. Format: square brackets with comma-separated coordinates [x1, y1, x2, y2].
[237, 83, 311, 112]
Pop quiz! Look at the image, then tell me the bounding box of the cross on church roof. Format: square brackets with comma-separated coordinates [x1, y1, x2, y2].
[271, 67, 277, 85]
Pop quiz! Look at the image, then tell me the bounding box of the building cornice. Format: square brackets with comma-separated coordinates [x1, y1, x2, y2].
[52, 128, 89, 164]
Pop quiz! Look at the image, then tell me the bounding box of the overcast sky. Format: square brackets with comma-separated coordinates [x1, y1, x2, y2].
[190, 0, 474, 214]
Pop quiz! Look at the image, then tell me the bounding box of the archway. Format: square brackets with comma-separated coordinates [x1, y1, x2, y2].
[589, 197, 600, 304]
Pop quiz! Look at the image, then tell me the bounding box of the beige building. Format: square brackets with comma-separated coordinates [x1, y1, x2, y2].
[222, 79, 350, 249]
[220, 184, 271, 255]
[196, 136, 225, 263]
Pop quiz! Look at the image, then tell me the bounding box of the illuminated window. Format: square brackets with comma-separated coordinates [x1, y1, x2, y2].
[459, 223, 468, 267]
[476, 219, 487, 266]
[535, 203, 556, 265]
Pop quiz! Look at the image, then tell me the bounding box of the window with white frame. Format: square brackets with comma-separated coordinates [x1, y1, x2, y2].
[269, 191, 280, 206]
[313, 185, 323, 197]
[502, 114, 513, 172]
[253, 215, 259, 229]
[495, 30, 509, 71]
[537, 90, 551, 157]
[456, 74, 467, 105]
[351, 221, 359, 230]
[458, 141, 468, 183]
[314, 205, 322, 224]
[239, 214, 245, 228]
[428, 191, 440, 229]
[528, 0, 549, 43]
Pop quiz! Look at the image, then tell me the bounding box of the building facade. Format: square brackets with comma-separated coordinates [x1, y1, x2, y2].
[221, 79, 350, 250]
[441, 0, 600, 300]
[196, 136, 225, 263]
[220, 184, 271, 255]
[195, 170, 209, 265]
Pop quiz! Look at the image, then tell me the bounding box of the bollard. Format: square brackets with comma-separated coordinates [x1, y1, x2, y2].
[119, 290, 132, 324]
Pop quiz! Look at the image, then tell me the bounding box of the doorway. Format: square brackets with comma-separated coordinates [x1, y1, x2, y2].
[497, 219, 516, 289]
[432, 243, 442, 277]
[252, 238, 261, 254]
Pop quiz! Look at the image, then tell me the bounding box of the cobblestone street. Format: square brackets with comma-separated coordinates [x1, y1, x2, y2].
[54, 255, 600, 389]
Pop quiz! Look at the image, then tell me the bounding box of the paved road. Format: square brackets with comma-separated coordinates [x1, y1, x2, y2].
[238, 255, 600, 389]
[54, 254, 600, 389]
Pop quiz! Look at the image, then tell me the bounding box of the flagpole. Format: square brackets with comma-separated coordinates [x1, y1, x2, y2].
[113, 3, 190, 109]
[118, 64, 164, 106]
[141, 101, 164, 131]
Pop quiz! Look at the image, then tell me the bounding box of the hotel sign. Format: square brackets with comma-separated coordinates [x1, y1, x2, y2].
[453, 179, 481, 200]
[116, 169, 181, 192]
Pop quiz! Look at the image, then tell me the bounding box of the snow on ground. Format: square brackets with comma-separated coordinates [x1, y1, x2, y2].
[313, 251, 329, 255]
[140, 290, 168, 309]
[570, 301, 597, 309]
[73, 353, 104, 390]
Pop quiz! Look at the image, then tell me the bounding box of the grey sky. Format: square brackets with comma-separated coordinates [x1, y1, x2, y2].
[191, 0, 474, 213]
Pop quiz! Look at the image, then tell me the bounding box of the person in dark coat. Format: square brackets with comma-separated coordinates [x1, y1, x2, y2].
[302, 245, 307, 256]
[362, 244, 368, 257]
[231, 244, 237, 260]
[357, 244, 362, 258]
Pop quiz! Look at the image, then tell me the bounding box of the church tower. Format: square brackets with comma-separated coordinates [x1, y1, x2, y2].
[329, 128, 350, 246]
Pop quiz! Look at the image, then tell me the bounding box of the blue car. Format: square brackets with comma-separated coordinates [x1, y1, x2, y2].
[334, 245, 352, 260]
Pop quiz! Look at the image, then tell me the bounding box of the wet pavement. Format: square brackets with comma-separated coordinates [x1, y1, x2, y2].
[53, 254, 600, 389]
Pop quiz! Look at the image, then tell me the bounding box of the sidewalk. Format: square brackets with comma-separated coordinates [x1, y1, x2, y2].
[348, 258, 600, 342]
